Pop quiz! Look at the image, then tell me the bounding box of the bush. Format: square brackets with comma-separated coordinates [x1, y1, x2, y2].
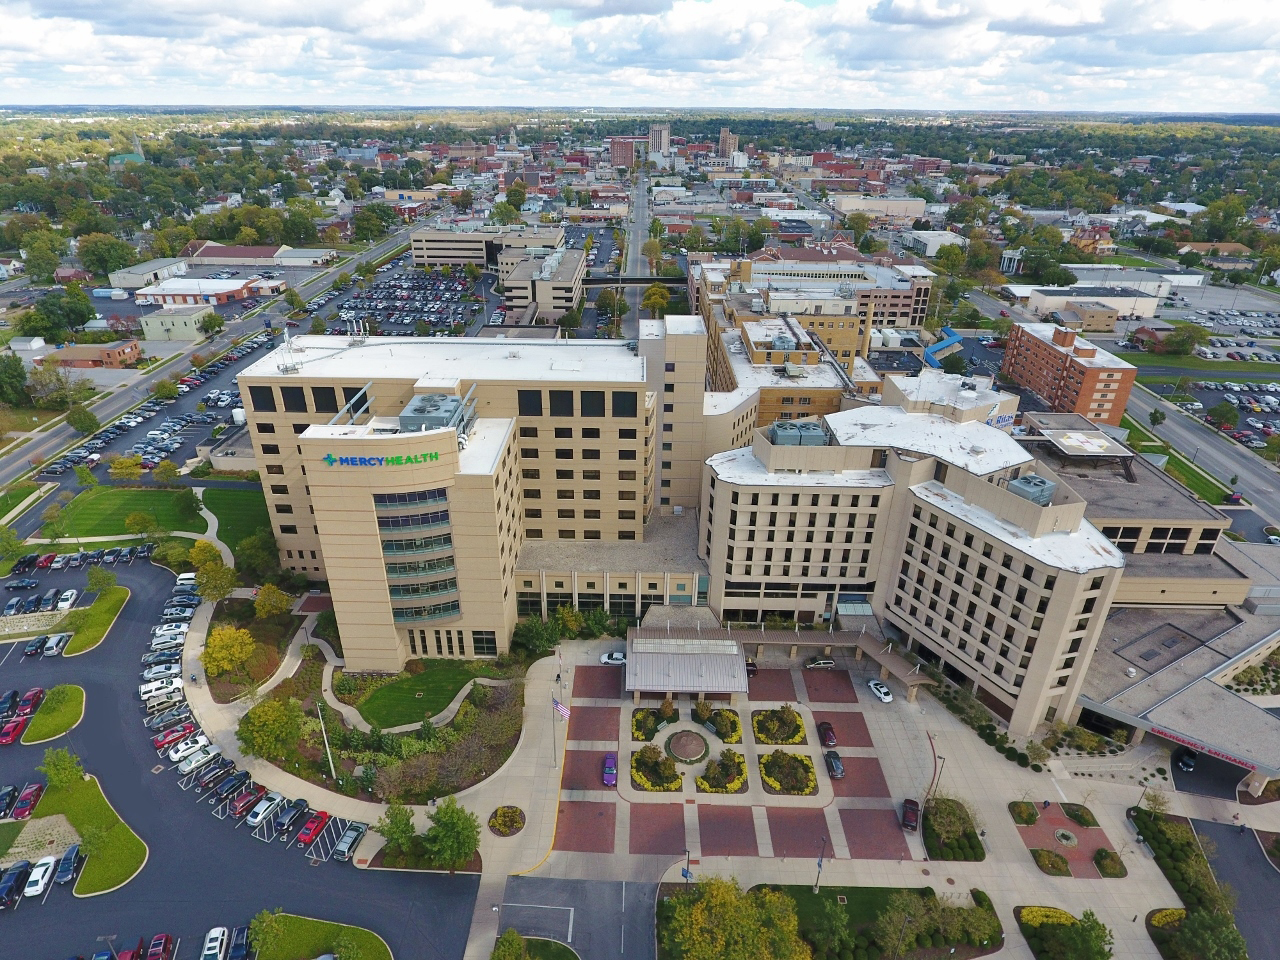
[759, 750, 816, 795]
[692, 700, 712, 724]
[632, 744, 681, 791]
[752, 705, 805, 745]
[1031, 848, 1070, 876]
[1093, 847, 1127, 878]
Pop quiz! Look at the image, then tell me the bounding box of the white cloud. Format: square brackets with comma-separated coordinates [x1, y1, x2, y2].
[0, 0, 1277, 109]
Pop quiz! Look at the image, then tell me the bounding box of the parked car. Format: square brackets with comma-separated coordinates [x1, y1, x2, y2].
[4, 578, 38, 591]
[0, 690, 15, 719]
[602, 752, 618, 787]
[0, 784, 16, 818]
[12, 782, 43, 820]
[142, 663, 183, 683]
[214, 770, 252, 802]
[0, 717, 30, 744]
[23, 855, 56, 898]
[245, 791, 285, 827]
[54, 843, 84, 885]
[56, 589, 78, 611]
[178, 745, 222, 775]
[152, 722, 197, 751]
[230, 785, 268, 819]
[817, 721, 838, 748]
[297, 810, 331, 845]
[1178, 749, 1198, 773]
[15, 687, 44, 717]
[227, 927, 250, 960]
[599, 651, 626, 666]
[901, 798, 921, 832]
[144, 703, 191, 731]
[867, 680, 894, 703]
[42, 632, 71, 656]
[333, 821, 368, 861]
[146, 934, 175, 960]
[141, 650, 183, 667]
[804, 656, 836, 670]
[200, 927, 229, 960]
[167, 734, 210, 762]
[824, 751, 846, 779]
[0, 859, 32, 908]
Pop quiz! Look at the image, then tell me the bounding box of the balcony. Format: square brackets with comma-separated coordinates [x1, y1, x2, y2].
[392, 600, 461, 623]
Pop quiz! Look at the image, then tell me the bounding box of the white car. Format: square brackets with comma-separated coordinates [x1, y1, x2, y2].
[867, 680, 894, 703]
[600, 651, 626, 666]
[152, 623, 190, 637]
[201, 927, 229, 960]
[24, 855, 57, 898]
[142, 663, 182, 683]
[245, 791, 285, 828]
[178, 744, 223, 775]
[56, 589, 78, 611]
[168, 733, 210, 762]
[149, 635, 185, 652]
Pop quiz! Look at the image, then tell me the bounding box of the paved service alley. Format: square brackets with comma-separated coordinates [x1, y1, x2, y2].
[500, 876, 657, 960]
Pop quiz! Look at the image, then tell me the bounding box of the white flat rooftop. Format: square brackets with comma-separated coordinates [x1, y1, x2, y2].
[136, 278, 247, 295]
[704, 331, 845, 415]
[707, 446, 893, 488]
[824, 405, 1032, 475]
[240, 335, 647, 387]
[891, 369, 1013, 412]
[665, 315, 706, 337]
[913, 480, 1125, 573]
[458, 419, 513, 475]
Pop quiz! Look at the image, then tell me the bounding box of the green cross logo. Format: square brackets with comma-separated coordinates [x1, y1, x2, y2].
[322, 454, 337, 466]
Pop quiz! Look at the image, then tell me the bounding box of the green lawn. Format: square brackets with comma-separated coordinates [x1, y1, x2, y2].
[761, 885, 930, 936]
[1124, 352, 1280, 376]
[255, 914, 391, 960]
[61, 586, 130, 655]
[22, 685, 84, 743]
[358, 661, 500, 727]
[201, 487, 269, 551]
[1101, 254, 1158, 267]
[34, 775, 146, 895]
[527, 940, 580, 960]
[0, 821, 22, 860]
[61, 487, 207, 537]
[0, 482, 38, 519]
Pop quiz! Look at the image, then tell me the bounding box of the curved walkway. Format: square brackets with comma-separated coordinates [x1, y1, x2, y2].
[190, 486, 235, 565]
[324, 676, 515, 735]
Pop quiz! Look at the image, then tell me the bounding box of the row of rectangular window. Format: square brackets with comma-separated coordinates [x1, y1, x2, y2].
[249, 384, 364, 415]
[376, 510, 450, 531]
[526, 530, 636, 540]
[372, 488, 449, 507]
[520, 448, 636, 461]
[392, 600, 461, 622]
[517, 390, 638, 418]
[381, 533, 453, 555]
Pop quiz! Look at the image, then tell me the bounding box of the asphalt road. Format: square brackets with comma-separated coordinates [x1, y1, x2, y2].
[1126, 388, 1280, 525]
[1195, 819, 1280, 960]
[0, 557, 478, 958]
[500, 877, 656, 960]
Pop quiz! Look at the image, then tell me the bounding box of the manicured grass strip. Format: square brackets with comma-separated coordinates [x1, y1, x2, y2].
[34, 775, 147, 895]
[201, 487, 270, 551]
[0, 482, 38, 519]
[527, 939, 580, 960]
[760, 884, 931, 932]
[358, 661, 499, 727]
[1101, 254, 1158, 266]
[1123, 352, 1280, 376]
[22, 685, 85, 743]
[61, 487, 207, 537]
[0, 821, 22, 860]
[62, 586, 130, 656]
[1165, 450, 1233, 504]
[255, 914, 392, 960]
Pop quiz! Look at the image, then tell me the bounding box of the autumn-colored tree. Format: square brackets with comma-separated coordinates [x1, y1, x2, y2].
[188, 539, 224, 570]
[661, 878, 809, 960]
[254, 583, 292, 619]
[201, 625, 255, 677]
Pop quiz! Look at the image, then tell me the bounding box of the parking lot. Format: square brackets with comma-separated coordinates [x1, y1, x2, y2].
[302, 256, 480, 337]
[0, 531, 478, 957]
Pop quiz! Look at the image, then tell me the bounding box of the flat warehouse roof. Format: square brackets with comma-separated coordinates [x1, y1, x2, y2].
[239, 335, 647, 386]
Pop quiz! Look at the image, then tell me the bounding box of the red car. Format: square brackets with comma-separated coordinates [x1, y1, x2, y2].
[230, 784, 266, 817]
[146, 934, 175, 960]
[0, 717, 29, 744]
[34, 553, 56, 570]
[151, 722, 196, 751]
[15, 688, 44, 718]
[12, 782, 43, 820]
[297, 810, 331, 845]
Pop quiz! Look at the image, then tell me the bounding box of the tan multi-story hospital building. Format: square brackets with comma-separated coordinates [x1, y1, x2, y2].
[237, 323, 1263, 740]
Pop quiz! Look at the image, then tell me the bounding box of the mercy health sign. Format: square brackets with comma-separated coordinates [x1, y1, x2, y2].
[323, 452, 440, 467]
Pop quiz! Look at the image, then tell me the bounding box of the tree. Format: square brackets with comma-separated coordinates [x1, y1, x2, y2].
[1149, 409, 1166, 427]
[935, 244, 967, 276]
[990, 314, 1013, 338]
[641, 238, 663, 272]
[309, 316, 327, 335]
[490, 929, 527, 960]
[152, 379, 179, 400]
[661, 877, 809, 960]
[452, 189, 474, 212]
[811, 897, 855, 956]
[1168, 909, 1248, 960]
[1051, 909, 1114, 960]
[202, 625, 256, 676]
[38, 747, 84, 789]
[1208, 401, 1240, 430]
[233, 529, 280, 582]
[332, 272, 352, 291]
[86, 565, 116, 594]
[23, 234, 62, 281]
[552, 604, 585, 639]
[0, 526, 24, 565]
[0, 355, 29, 408]
[1162, 323, 1210, 356]
[941, 353, 968, 375]
[463, 262, 481, 283]
[254, 583, 292, 619]
[925, 794, 978, 845]
[511, 617, 559, 656]
[197, 561, 240, 604]
[123, 510, 156, 536]
[151, 459, 180, 484]
[198, 312, 225, 336]
[283, 289, 305, 311]
[73, 464, 98, 489]
[321, 226, 342, 248]
[505, 180, 527, 209]
[64, 403, 99, 435]
[249, 909, 286, 955]
[77, 233, 137, 276]
[237, 697, 302, 757]
[373, 800, 417, 852]
[490, 202, 522, 226]
[331, 931, 364, 960]
[641, 283, 670, 318]
[844, 212, 871, 240]
[188, 539, 224, 570]
[41, 503, 68, 544]
[423, 796, 481, 870]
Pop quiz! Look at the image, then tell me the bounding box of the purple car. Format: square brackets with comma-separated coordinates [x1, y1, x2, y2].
[602, 752, 618, 788]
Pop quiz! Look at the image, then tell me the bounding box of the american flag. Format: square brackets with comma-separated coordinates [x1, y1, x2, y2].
[553, 698, 571, 719]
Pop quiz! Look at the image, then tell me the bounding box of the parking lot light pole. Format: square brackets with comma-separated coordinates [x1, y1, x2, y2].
[97, 935, 119, 960]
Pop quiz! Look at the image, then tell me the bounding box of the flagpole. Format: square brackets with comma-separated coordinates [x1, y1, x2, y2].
[551, 694, 558, 768]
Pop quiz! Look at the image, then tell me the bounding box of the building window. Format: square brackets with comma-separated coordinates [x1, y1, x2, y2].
[472, 631, 498, 657]
[517, 390, 543, 416]
[612, 391, 638, 417]
[619, 450, 637, 461]
[279, 524, 298, 534]
[520, 448, 539, 459]
[261, 444, 280, 455]
[270, 485, 288, 495]
[248, 386, 276, 412]
[256, 423, 276, 434]
[619, 428, 637, 439]
[265, 464, 284, 475]
[581, 391, 605, 417]
[312, 386, 339, 413]
[280, 386, 308, 413]
[519, 426, 538, 438]
[549, 390, 574, 417]
[522, 468, 540, 479]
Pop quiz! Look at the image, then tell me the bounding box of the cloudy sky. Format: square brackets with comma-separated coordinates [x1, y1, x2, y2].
[2, 0, 1278, 111]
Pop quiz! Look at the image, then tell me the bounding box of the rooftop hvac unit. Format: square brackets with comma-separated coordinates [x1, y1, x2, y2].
[796, 421, 827, 446]
[771, 422, 801, 445]
[772, 333, 797, 351]
[1007, 474, 1057, 507]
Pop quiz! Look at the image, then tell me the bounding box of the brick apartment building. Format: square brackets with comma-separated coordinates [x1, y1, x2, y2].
[1001, 323, 1135, 426]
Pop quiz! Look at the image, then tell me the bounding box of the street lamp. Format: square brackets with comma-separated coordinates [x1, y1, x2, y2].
[96, 936, 120, 960]
[813, 834, 829, 893]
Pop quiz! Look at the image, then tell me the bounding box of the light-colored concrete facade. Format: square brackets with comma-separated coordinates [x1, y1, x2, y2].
[502, 248, 586, 321]
[410, 226, 565, 270]
[139, 305, 213, 341]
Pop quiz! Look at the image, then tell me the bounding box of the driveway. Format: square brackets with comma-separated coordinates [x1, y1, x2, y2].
[500, 876, 656, 960]
[1170, 748, 1247, 800]
[0, 559, 478, 959]
[1195, 819, 1280, 960]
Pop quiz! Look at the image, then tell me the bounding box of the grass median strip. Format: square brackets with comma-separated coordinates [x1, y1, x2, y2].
[0, 821, 22, 859]
[62, 586, 129, 656]
[34, 775, 147, 895]
[201, 487, 269, 551]
[22, 685, 84, 743]
[0, 482, 38, 519]
[255, 914, 392, 960]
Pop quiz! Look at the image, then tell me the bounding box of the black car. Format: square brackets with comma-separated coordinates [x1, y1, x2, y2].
[11, 554, 38, 574]
[54, 843, 83, 885]
[24, 636, 48, 657]
[141, 650, 183, 667]
[1178, 750, 1198, 773]
[0, 860, 31, 908]
[4, 578, 37, 591]
[214, 769, 251, 801]
[228, 926, 250, 960]
[86, 549, 105, 564]
[274, 797, 309, 833]
[120, 547, 137, 563]
[0, 784, 16, 818]
[0, 690, 17, 720]
[102, 548, 121, 564]
[197, 757, 235, 790]
[137, 542, 156, 558]
[824, 751, 846, 779]
[20, 596, 39, 614]
[144, 703, 191, 731]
